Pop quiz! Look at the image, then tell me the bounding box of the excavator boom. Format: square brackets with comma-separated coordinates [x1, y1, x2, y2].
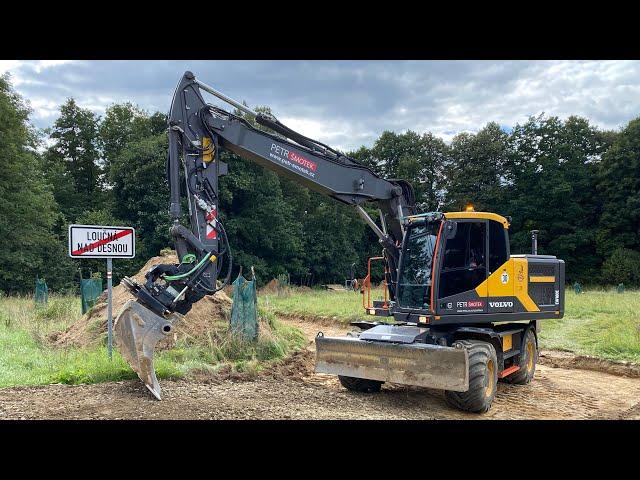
[115, 71, 414, 397]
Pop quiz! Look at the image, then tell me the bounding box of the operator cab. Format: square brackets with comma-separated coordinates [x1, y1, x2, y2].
[394, 210, 511, 321]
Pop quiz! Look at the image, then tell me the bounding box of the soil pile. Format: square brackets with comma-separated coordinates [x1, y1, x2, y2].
[51, 250, 233, 349]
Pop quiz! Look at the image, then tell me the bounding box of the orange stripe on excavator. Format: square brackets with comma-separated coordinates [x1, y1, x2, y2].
[430, 221, 444, 313]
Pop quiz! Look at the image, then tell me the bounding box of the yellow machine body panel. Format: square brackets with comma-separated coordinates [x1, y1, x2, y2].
[472, 257, 540, 313]
[512, 257, 540, 312]
[443, 211, 510, 228]
[481, 258, 515, 297]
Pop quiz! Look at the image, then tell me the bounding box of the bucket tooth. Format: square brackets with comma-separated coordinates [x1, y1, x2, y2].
[114, 300, 182, 400]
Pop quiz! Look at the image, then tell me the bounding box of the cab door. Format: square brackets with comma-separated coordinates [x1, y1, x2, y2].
[486, 219, 514, 313]
[436, 219, 488, 315]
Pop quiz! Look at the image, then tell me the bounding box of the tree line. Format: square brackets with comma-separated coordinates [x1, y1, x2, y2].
[1, 73, 639, 293]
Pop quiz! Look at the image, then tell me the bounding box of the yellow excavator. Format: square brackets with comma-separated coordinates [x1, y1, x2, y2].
[116, 71, 565, 412]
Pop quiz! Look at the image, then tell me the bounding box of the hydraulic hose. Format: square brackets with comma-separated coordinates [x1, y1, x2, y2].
[163, 252, 212, 281]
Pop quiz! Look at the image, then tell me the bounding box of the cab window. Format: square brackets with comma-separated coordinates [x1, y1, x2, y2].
[397, 223, 438, 309]
[438, 221, 487, 299]
[488, 220, 508, 273]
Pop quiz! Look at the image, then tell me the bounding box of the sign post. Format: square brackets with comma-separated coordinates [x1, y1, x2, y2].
[106, 257, 113, 359]
[68, 225, 135, 360]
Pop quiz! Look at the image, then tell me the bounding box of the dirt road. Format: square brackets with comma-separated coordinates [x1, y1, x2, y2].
[1, 316, 639, 420]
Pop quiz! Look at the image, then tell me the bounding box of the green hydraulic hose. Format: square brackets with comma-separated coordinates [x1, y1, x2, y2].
[163, 253, 212, 281]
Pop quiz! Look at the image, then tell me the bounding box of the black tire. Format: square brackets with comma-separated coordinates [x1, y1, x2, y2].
[502, 328, 537, 385]
[445, 340, 498, 413]
[338, 376, 383, 393]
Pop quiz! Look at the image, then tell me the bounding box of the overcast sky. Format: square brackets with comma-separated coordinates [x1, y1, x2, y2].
[2, 60, 639, 152]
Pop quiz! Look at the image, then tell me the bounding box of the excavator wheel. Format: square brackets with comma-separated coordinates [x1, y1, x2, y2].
[339, 375, 383, 393]
[445, 340, 498, 413]
[501, 328, 537, 385]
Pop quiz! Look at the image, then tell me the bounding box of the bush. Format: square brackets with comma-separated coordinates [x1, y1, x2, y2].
[34, 296, 78, 322]
[601, 248, 640, 287]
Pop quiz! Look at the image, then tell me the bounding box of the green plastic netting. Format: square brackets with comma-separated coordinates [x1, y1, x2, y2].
[230, 271, 259, 341]
[81, 278, 103, 314]
[34, 278, 48, 304]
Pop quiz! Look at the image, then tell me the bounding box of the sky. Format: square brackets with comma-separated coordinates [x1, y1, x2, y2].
[2, 60, 639, 152]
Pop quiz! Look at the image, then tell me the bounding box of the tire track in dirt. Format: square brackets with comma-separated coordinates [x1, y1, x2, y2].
[1, 315, 639, 420]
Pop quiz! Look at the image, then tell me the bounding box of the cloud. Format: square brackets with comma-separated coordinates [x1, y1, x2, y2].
[3, 60, 640, 152]
[0, 60, 24, 75]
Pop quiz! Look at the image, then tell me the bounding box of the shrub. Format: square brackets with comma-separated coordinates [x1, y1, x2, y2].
[601, 248, 640, 287]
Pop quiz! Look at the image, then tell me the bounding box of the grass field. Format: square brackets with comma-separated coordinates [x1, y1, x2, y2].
[0, 294, 305, 388]
[538, 291, 640, 362]
[261, 287, 640, 363]
[1, 286, 638, 389]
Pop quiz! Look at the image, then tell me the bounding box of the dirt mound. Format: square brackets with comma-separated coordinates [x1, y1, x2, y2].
[261, 349, 316, 380]
[51, 250, 233, 349]
[539, 350, 640, 378]
[221, 284, 234, 298]
[189, 349, 315, 385]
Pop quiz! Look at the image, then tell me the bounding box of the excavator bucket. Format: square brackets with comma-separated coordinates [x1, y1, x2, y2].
[114, 300, 182, 400]
[315, 334, 470, 391]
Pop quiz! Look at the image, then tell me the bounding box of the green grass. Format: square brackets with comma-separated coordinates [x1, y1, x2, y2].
[156, 309, 306, 375]
[539, 290, 640, 362]
[260, 287, 372, 322]
[0, 294, 305, 388]
[261, 287, 640, 363]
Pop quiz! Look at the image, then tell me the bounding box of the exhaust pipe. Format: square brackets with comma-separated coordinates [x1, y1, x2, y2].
[531, 229, 539, 255]
[114, 300, 182, 399]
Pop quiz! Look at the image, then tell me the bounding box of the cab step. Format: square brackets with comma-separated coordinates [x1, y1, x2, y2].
[365, 303, 392, 317]
[498, 365, 520, 379]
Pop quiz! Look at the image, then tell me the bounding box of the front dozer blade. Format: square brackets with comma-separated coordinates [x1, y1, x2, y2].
[315, 335, 469, 391]
[115, 300, 182, 400]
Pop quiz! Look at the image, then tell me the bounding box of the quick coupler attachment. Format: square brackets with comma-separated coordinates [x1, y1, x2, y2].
[315, 335, 470, 392]
[115, 300, 183, 400]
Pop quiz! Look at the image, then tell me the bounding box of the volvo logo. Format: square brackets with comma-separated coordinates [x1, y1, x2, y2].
[489, 301, 513, 308]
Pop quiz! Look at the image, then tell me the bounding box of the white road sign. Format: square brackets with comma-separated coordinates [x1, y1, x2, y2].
[68, 224, 135, 259]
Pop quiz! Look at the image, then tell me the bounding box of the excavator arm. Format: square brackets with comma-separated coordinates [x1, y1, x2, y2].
[116, 71, 415, 398]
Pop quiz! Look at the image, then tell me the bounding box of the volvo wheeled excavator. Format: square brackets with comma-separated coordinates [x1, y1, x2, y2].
[116, 71, 565, 413]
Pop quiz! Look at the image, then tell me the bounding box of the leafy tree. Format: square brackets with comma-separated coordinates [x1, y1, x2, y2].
[349, 145, 379, 172]
[98, 103, 167, 217]
[0, 75, 63, 292]
[300, 193, 368, 283]
[601, 248, 640, 287]
[596, 117, 640, 259]
[352, 131, 448, 210]
[219, 148, 306, 284]
[110, 133, 171, 265]
[371, 131, 412, 178]
[444, 122, 510, 213]
[99, 103, 166, 171]
[44, 98, 102, 221]
[45, 211, 80, 293]
[398, 132, 448, 211]
[506, 115, 613, 282]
